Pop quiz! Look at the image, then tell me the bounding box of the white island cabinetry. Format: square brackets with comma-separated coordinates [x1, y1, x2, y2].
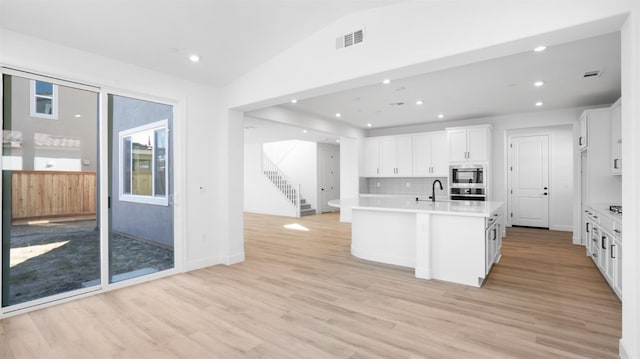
[330, 198, 504, 287]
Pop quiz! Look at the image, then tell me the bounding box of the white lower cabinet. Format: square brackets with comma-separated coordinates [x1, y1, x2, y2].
[485, 211, 503, 274]
[611, 237, 622, 297]
[584, 206, 622, 300]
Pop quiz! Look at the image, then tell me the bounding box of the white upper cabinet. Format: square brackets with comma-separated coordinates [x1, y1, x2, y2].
[447, 125, 491, 163]
[413, 131, 448, 177]
[447, 129, 468, 162]
[362, 137, 381, 177]
[610, 98, 622, 175]
[363, 135, 412, 177]
[395, 135, 413, 176]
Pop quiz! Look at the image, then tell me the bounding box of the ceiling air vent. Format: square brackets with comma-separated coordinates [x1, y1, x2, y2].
[344, 33, 354, 47]
[583, 69, 602, 78]
[354, 29, 364, 44]
[336, 29, 364, 50]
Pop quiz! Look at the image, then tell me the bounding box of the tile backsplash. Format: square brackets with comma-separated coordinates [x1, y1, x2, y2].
[360, 177, 448, 197]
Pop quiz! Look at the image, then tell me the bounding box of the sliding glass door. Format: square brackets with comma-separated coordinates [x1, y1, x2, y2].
[1, 71, 176, 311]
[107, 95, 174, 283]
[1, 73, 100, 307]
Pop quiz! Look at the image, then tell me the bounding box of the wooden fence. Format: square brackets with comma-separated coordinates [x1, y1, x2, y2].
[11, 171, 96, 222]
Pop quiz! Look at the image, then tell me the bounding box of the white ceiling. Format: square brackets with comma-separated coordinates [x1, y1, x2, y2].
[280, 32, 621, 130]
[0, 0, 396, 87]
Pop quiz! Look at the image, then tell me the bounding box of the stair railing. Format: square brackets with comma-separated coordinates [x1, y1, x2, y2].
[262, 153, 302, 217]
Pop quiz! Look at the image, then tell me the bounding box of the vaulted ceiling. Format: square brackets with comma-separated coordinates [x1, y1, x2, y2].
[0, 0, 397, 87]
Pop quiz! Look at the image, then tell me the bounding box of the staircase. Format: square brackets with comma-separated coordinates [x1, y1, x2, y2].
[299, 199, 316, 217]
[263, 154, 316, 217]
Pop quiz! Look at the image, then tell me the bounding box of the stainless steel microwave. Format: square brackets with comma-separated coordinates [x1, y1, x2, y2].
[450, 164, 485, 188]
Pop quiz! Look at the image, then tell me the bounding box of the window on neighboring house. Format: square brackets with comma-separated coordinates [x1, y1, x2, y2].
[119, 120, 169, 206]
[30, 80, 58, 119]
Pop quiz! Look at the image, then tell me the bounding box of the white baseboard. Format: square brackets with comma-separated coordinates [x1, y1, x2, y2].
[244, 208, 296, 217]
[619, 338, 630, 359]
[415, 267, 431, 280]
[550, 224, 573, 232]
[351, 245, 414, 268]
[186, 256, 222, 271]
[222, 252, 245, 265]
[572, 236, 584, 245]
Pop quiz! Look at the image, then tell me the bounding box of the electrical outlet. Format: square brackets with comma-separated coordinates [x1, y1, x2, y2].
[406, 182, 411, 188]
[376, 182, 380, 187]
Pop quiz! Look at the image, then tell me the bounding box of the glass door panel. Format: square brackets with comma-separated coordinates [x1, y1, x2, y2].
[1, 73, 100, 307]
[107, 95, 173, 283]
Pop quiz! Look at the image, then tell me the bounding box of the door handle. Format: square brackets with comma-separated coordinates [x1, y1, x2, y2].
[543, 187, 548, 190]
[543, 193, 548, 195]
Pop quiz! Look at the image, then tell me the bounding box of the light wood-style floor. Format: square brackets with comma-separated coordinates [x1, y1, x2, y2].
[0, 212, 621, 358]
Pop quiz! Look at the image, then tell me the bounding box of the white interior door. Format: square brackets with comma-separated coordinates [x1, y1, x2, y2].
[510, 135, 549, 228]
[319, 145, 339, 213]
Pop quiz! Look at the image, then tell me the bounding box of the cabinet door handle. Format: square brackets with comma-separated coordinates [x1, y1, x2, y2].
[586, 222, 590, 233]
[492, 228, 497, 241]
[601, 236, 606, 249]
[579, 136, 583, 146]
[611, 244, 616, 259]
[614, 229, 621, 234]
[613, 158, 622, 170]
[593, 251, 598, 258]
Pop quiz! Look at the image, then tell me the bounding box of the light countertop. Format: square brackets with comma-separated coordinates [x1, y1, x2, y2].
[328, 197, 504, 217]
[589, 203, 622, 223]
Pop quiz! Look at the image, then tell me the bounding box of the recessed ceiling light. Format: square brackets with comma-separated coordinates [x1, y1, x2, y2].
[291, 99, 297, 103]
[74, 114, 82, 118]
[437, 114, 444, 119]
[367, 123, 373, 127]
[416, 100, 423, 105]
[302, 129, 308, 134]
[336, 139, 340, 143]
[535, 101, 544, 107]
[335, 113, 341, 118]
[189, 54, 200, 62]
[534, 45, 547, 52]
[382, 79, 391, 85]
[534, 81, 544, 87]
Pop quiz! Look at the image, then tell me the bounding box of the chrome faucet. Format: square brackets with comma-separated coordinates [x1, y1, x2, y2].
[431, 179, 443, 202]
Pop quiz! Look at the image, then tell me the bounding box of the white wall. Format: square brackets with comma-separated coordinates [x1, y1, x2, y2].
[243, 142, 297, 217]
[263, 140, 318, 212]
[339, 137, 360, 222]
[620, 3, 640, 358]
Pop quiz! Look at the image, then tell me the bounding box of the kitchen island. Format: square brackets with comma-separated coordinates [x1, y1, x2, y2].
[328, 197, 505, 287]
